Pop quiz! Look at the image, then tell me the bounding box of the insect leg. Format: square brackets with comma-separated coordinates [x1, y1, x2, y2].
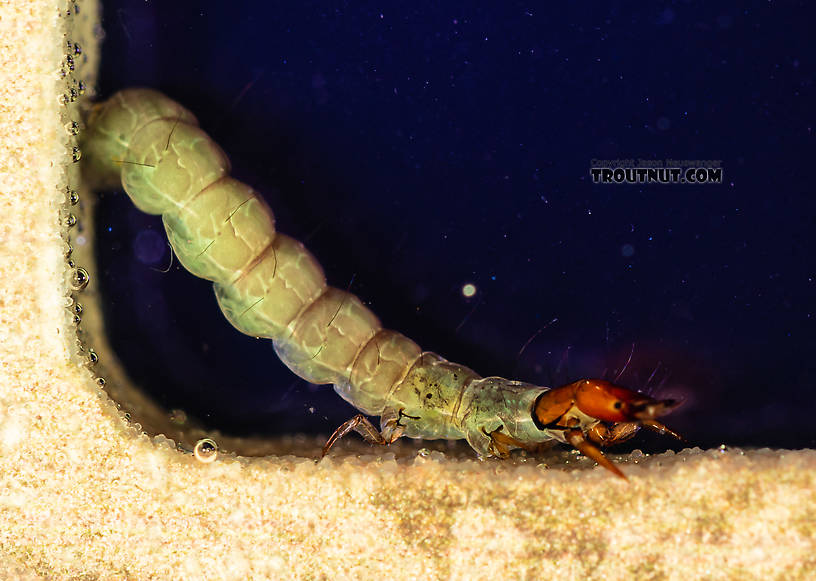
[564, 428, 626, 480]
[379, 408, 407, 443]
[488, 428, 556, 457]
[321, 415, 389, 457]
[587, 422, 641, 446]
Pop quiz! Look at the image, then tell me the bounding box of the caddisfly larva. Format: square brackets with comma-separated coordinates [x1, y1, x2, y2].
[81, 88, 682, 479]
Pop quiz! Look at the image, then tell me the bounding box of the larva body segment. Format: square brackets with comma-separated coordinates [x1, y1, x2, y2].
[82, 89, 682, 477]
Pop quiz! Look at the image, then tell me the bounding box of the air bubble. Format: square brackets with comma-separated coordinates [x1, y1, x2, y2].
[67, 188, 79, 205]
[70, 267, 89, 291]
[71, 146, 81, 162]
[72, 313, 81, 325]
[169, 409, 188, 425]
[96, 377, 106, 387]
[65, 121, 79, 136]
[73, 302, 82, 315]
[194, 438, 218, 463]
[461, 283, 477, 298]
[87, 349, 98, 366]
[66, 214, 77, 228]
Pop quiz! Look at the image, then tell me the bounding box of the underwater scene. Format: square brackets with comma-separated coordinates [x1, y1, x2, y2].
[89, 1, 815, 452]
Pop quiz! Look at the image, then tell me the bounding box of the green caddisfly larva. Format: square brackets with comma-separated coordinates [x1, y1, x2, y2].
[81, 88, 682, 479]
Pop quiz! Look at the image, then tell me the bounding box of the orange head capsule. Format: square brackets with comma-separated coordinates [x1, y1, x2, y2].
[574, 379, 681, 423]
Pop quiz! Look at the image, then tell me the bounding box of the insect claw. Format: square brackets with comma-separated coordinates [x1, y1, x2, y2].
[641, 419, 686, 443]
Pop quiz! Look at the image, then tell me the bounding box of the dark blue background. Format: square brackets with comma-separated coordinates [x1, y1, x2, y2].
[92, 1, 816, 449]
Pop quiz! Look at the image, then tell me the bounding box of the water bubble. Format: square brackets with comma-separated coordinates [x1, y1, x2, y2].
[70, 267, 89, 291]
[194, 438, 218, 463]
[461, 283, 477, 298]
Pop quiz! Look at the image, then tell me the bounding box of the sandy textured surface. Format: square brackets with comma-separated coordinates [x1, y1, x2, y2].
[1, 1, 815, 579]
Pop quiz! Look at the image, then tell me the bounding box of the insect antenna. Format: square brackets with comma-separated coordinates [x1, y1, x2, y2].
[613, 341, 636, 382]
[164, 115, 182, 151]
[454, 295, 483, 334]
[149, 242, 174, 273]
[515, 317, 558, 361]
[112, 159, 155, 168]
[643, 361, 663, 394]
[227, 72, 264, 114]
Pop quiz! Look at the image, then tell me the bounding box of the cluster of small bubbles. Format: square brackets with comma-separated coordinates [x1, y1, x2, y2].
[70, 267, 89, 291]
[194, 438, 219, 463]
[66, 213, 77, 228]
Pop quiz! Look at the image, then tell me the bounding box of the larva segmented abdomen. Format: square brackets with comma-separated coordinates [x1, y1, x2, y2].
[82, 88, 429, 416]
